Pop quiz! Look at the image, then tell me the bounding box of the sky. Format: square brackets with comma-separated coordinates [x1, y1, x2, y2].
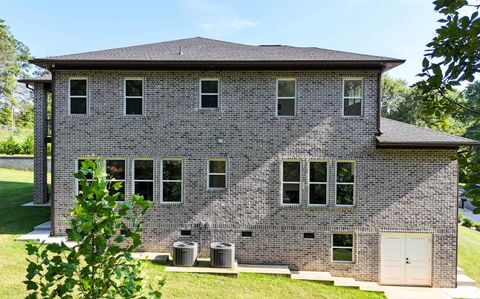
[1, 0, 440, 84]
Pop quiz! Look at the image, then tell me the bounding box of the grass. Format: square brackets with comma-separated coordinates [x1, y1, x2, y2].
[0, 168, 389, 298]
[458, 225, 480, 286]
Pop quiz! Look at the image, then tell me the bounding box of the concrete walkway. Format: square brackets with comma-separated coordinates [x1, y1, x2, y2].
[17, 223, 480, 299]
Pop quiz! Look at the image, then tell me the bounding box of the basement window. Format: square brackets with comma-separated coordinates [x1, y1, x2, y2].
[332, 233, 354, 262]
[69, 79, 87, 114]
[200, 79, 219, 108]
[304, 233, 315, 239]
[241, 231, 253, 238]
[181, 230, 191, 236]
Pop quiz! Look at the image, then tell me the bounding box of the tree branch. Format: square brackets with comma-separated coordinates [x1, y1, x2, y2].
[437, 88, 480, 116]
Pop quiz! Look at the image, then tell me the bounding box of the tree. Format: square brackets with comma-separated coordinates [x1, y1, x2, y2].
[0, 19, 31, 130]
[0, 103, 13, 126]
[16, 103, 34, 128]
[415, 0, 480, 212]
[25, 160, 164, 298]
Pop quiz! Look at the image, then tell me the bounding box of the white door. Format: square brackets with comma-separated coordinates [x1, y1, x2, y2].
[380, 233, 432, 286]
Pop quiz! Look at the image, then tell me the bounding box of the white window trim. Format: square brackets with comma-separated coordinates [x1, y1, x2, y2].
[132, 159, 155, 201]
[331, 233, 355, 263]
[160, 158, 183, 204]
[280, 159, 302, 206]
[75, 158, 96, 196]
[105, 158, 127, 201]
[207, 158, 227, 190]
[199, 78, 220, 109]
[335, 160, 356, 207]
[68, 78, 88, 115]
[307, 160, 328, 207]
[276, 78, 296, 117]
[342, 78, 363, 117]
[124, 78, 144, 115]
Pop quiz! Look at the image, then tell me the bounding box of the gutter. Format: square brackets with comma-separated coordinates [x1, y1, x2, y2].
[376, 64, 386, 136]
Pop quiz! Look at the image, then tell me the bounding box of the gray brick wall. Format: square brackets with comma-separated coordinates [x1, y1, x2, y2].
[49, 70, 457, 287]
[33, 83, 48, 204]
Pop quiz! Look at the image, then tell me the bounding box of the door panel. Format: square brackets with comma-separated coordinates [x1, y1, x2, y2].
[405, 235, 432, 286]
[380, 233, 432, 286]
[380, 234, 406, 285]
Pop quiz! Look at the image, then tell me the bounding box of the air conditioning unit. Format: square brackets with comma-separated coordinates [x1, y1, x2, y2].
[210, 242, 235, 268]
[173, 241, 198, 267]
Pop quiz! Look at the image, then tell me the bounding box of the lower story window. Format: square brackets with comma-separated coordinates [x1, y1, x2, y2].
[282, 161, 301, 204]
[133, 159, 154, 201]
[332, 233, 354, 262]
[208, 159, 227, 189]
[106, 159, 126, 201]
[77, 159, 94, 195]
[162, 159, 182, 203]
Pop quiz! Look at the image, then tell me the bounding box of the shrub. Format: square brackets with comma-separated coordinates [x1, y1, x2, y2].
[0, 135, 21, 155]
[474, 223, 480, 232]
[25, 159, 164, 298]
[458, 209, 465, 224]
[21, 134, 34, 154]
[462, 217, 474, 228]
[46, 142, 52, 156]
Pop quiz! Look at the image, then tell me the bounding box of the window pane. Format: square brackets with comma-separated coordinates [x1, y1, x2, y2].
[344, 80, 362, 97]
[108, 183, 125, 201]
[126, 80, 143, 97]
[333, 234, 353, 247]
[332, 248, 353, 262]
[135, 181, 153, 201]
[163, 182, 182, 202]
[106, 160, 125, 180]
[309, 184, 327, 205]
[78, 160, 93, 180]
[344, 98, 362, 116]
[134, 160, 153, 180]
[209, 160, 226, 173]
[209, 175, 226, 188]
[126, 98, 143, 115]
[336, 184, 354, 205]
[283, 183, 300, 204]
[70, 97, 86, 114]
[201, 95, 218, 108]
[70, 80, 86, 96]
[283, 162, 300, 182]
[163, 160, 182, 180]
[337, 162, 354, 183]
[278, 80, 295, 97]
[277, 98, 295, 116]
[310, 162, 327, 182]
[201, 80, 218, 93]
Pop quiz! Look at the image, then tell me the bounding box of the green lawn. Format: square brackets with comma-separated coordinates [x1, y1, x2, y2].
[0, 168, 394, 298]
[458, 225, 480, 286]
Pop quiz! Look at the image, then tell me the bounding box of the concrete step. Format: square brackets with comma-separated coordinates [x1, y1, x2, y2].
[458, 267, 465, 275]
[132, 252, 171, 264]
[238, 264, 291, 275]
[290, 271, 334, 283]
[34, 221, 51, 230]
[16, 230, 50, 242]
[356, 281, 383, 292]
[333, 277, 359, 288]
[458, 274, 477, 287]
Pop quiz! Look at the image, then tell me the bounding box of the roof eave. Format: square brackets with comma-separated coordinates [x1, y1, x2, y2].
[30, 59, 404, 71]
[376, 139, 480, 149]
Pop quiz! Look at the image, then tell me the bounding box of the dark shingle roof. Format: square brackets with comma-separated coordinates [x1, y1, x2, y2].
[377, 118, 480, 147]
[18, 73, 52, 84]
[31, 37, 404, 70]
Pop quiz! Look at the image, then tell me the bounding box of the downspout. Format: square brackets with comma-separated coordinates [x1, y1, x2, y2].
[50, 66, 56, 236]
[375, 64, 386, 136]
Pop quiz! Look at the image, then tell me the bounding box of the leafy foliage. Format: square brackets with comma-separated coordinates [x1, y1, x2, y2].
[24, 160, 164, 298]
[0, 135, 21, 155]
[21, 134, 34, 154]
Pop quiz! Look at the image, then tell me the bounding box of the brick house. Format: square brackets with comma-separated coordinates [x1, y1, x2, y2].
[20, 37, 480, 287]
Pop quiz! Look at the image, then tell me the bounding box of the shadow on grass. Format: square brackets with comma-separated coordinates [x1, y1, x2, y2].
[0, 180, 50, 235]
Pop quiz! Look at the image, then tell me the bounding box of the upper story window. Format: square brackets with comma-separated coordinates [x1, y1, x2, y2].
[208, 159, 227, 189]
[133, 159, 154, 201]
[309, 161, 328, 205]
[162, 159, 182, 203]
[125, 79, 143, 115]
[343, 79, 363, 116]
[200, 79, 219, 108]
[282, 161, 301, 205]
[106, 159, 126, 201]
[277, 79, 296, 116]
[69, 79, 87, 114]
[336, 161, 355, 206]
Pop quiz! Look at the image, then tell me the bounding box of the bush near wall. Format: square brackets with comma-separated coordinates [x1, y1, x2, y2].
[0, 134, 41, 155]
